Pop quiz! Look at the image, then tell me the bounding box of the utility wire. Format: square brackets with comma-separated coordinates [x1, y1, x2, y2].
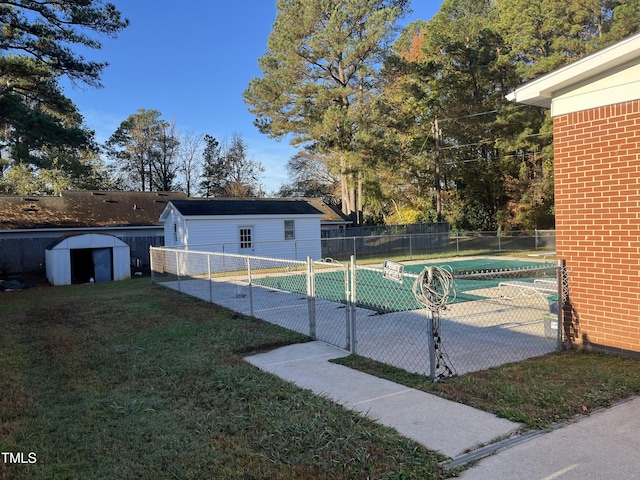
[436, 103, 532, 123]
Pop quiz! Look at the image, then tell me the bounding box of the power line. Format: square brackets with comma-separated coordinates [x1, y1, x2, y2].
[444, 151, 549, 166]
[436, 103, 532, 123]
[439, 131, 551, 151]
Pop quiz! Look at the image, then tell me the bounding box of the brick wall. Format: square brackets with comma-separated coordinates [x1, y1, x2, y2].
[554, 100, 640, 355]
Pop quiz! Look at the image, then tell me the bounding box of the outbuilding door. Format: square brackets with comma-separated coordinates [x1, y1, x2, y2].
[70, 247, 113, 283]
[92, 248, 113, 282]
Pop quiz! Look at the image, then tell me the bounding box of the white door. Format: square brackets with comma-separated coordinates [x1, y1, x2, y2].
[92, 248, 113, 283]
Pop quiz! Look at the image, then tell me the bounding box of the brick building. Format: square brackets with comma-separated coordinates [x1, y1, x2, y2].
[508, 33, 640, 356]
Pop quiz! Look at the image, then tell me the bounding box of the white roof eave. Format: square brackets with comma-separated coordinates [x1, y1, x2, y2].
[506, 32, 640, 108]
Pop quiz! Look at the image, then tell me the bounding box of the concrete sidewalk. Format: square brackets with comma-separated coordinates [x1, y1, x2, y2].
[245, 340, 521, 459]
[245, 341, 640, 478]
[459, 396, 640, 479]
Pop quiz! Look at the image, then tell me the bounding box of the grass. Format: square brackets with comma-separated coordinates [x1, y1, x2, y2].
[333, 352, 640, 430]
[0, 278, 450, 480]
[6, 269, 638, 478]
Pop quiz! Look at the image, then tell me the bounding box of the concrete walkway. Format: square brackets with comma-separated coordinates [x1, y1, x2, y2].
[245, 341, 640, 478]
[458, 396, 640, 479]
[245, 340, 521, 459]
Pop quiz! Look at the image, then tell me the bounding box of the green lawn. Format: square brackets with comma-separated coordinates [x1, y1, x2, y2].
[5, 274, 640, 479]
[334, 351, 640, 430]
[0, 278, 449, 479]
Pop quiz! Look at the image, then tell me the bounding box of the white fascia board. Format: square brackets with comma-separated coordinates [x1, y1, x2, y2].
[182, 214, 325, 221]
[506, 32, 640, 109]
[158, 202, 176, 222]
[551, 62, 640, 116]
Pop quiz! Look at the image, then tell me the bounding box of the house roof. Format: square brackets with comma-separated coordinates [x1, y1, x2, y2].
[0, 191, 188, 230]
[303, 198, 352, 225]
[506, 32, 640, 110]
[164, 198, 326, 218]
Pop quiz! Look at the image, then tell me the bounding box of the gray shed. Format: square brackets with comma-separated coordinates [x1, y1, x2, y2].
[45, 233, 131, 286]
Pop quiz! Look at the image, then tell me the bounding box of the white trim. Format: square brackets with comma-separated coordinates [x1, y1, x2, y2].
[239, 225, 254, 250]
[506, 32, 640, 109]
[284, 219, 295, 241]
[178, 214, 324, 222]
[551, 64, 640, 116]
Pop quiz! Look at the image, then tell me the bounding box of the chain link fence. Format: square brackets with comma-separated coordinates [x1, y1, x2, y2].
[151, 247, 566, 379]
[321, 229, 555, 262]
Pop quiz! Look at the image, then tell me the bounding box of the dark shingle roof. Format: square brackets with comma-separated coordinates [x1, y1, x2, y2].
[0, 191, 187, 230]
[302, 198, 351, 224]
[168, 199, 324, 216]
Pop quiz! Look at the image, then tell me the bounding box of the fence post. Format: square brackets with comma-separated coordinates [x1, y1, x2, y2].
[175, 250, 181, 292]
[427, 310, 436, 381]
[349, 256, 357, 354]
[344, 260, 351, 351]
[497, 231, 501, 251]
[535, 229, 539, 250]
[246, 257, 254, 317]
[150, 247, 155, 284]
[456, 231, 460, 254]
[307, 257, 317, 339]
[556, 259, 565, 351]
[208, 253, 213, 303]
[222, 247, 226, 273]
[409, 234, 413, 260]
[353, 237, 357, 262]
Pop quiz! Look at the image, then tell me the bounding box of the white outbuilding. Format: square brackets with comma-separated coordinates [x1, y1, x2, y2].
[45, 233, 131, 286]
[159, 198, 325, 260]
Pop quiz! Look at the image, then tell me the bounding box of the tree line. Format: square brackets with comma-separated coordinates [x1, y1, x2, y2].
[0, 1, 264, 199]
[2, 0, 639, 230]
[246, 0, 640, 230]
[104, 109, 264, 197]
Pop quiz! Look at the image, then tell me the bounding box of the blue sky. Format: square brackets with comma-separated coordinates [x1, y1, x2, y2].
[62, 1, 442, 194]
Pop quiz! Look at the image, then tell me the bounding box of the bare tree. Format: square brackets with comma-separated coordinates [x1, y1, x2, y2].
[177, 130, 204, 197]
[152, 119, 180, 191]
[277, 147, 340, 203]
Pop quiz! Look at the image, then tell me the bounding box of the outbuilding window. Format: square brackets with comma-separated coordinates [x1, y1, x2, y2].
[284, 220, 295, 240]
[239, 227, 253, 249]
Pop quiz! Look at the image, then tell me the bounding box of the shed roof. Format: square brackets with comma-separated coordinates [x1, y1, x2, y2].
[0, 191, 187, 230]
[46, 232, 130, 251]
[166, 198, 324, 217]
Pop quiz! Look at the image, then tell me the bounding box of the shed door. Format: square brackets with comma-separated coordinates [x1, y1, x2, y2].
[92, 248, 113, 283]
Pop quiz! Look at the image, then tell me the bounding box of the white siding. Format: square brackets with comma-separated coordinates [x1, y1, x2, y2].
[45, 233, 131, 286]
[552, 62, 640, 117]
[161, 206, 188, 247]
[168, 214, 322, 260]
